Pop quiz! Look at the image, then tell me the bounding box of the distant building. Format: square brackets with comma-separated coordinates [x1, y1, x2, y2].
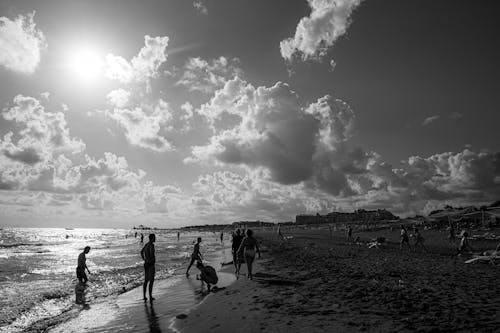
[296, 209, 398, 225]
[232, 221, 275, 228]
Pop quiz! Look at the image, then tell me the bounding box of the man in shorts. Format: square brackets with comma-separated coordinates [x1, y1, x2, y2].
[186, 237, 203, 276]
[141, 234, 156, 301]
[76, 246, 91, 283]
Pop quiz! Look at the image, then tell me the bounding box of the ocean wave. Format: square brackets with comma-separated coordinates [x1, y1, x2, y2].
[0, 243, 46, 248]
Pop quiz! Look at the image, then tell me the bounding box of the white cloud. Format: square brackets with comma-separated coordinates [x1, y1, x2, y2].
[177, 56, 243, 94]
[0, 12, 46, 73]
[193, 0, 208, 15]
[104, 35, 169, 84]
[105, 98, 174, 152]
[280, 0, 363, 61]
[188, 78, 500, 216]
[422, 115, 439, 126]
[106, 89, 131, 108]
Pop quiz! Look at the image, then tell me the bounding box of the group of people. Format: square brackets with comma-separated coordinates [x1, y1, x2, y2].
[76, 229, 261, 302]
[231, 229, 261, 279]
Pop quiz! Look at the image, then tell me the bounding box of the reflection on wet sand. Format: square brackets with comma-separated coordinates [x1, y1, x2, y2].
[144, 301, 162, 333]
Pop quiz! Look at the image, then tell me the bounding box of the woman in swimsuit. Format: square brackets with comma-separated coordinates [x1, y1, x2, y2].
[237, 229, 261, 280]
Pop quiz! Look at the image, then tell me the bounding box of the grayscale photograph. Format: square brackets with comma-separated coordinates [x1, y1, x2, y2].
[0, 0, 499, 332]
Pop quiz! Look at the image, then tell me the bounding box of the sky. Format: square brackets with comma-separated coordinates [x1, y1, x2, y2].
[0, 0, 499, 228]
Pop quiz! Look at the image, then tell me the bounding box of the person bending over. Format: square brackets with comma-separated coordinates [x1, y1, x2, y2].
[196, 261, 218, 292]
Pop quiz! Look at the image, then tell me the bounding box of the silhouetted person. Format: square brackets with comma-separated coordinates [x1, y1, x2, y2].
[232, 229, 244, 275]
[186, 237, 203, 276]
[413, 227, 428, 252]
[196, 261, 218, 292]
[177, 231, 180, 241]
[347, 225, 353, 242]
[141, 234, 156, 301]
[140, 233, 144, 244]
[76, 246, 91, 283]
[448, 221, 456, 243]
[220, 232, 224, 244]
[400, 225, 411, 250]
[237, 229, 261, 280]
[458, 230, 472, 254]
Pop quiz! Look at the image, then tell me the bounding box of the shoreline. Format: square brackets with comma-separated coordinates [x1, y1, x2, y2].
[47, 246, 236, 333]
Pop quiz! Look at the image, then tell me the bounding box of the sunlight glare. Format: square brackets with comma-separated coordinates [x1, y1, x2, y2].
[69, 47, 103, 81]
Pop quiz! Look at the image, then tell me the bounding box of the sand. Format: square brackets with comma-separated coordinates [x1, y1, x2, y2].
[176, 229, 500, 332]
[46, 228, 500, 332]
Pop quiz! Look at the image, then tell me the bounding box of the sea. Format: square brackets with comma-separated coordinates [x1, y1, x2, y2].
[0, 228, 227, 332]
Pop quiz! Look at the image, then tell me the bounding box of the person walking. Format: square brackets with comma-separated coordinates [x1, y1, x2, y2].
[231, 229, 244, 275]
[413, 227, 428, 252]
[141, 234, 156, 301]
[400, 225, 411, 250]
[237, 229, 261, 280]
[186, 237, 203, 276]
[76, 246, 91, 283]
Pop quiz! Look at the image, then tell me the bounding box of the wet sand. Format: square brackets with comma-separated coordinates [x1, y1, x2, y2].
[176, 229, 500, 332]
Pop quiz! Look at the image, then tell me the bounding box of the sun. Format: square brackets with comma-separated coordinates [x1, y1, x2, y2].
[69, 47, 103, 81]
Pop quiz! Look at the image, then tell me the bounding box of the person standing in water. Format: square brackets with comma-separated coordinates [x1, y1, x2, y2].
[76, 246, 91, 283]
[140, 233, 144, 244]
[141, 234, 156, 301]
[177, 231, 180, 241]
[220, 231, 224, 244]
[186, 237, 203, 276]
[237, 229, 261, 280]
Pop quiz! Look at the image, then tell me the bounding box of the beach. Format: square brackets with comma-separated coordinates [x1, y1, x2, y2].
[175, 228, 500, 332]
[2, 226, 499, 332]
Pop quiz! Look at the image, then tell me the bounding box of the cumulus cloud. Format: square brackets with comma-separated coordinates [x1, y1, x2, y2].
[280, 0, 363, 61]
[1, 95, 85, 168]
[422, 115, 439, 126]
[105, 97, 173, 152]
[193, 0, 208, 15]
[104, 35, 169, 84]
[177, 56, 243, 94]
[188, 78, 500, 216]
[0, 12, 46, 73]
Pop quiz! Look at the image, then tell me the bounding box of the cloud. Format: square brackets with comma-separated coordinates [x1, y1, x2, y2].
[105, 97, 174, 152]
[106, 88, 130, 108]
[193, 0, 208, 15]
[449, 111, 463, 119]
[104, 35, 169, 84]
[280, 0, 363, 61]
[1, 95, 85, 168]
[422, 115, 439, 126]
[0, 12, 46, 73]
[190, 77, 362, 194]
[187, 78, 500, 217]
[176, 56, 243, 94]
